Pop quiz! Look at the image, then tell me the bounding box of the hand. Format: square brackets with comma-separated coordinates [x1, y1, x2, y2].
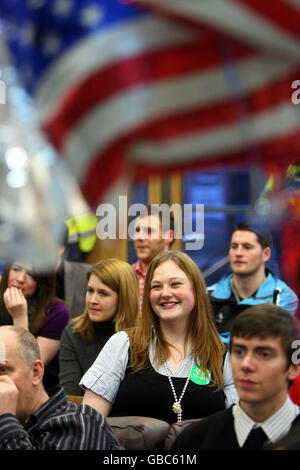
[0, 375, 19, 416]
[3, 287, 28, 328]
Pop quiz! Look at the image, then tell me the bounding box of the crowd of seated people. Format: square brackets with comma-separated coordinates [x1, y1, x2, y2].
[0, 219, 299, 450]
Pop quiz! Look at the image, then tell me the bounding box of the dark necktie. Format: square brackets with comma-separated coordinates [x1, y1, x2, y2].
[242, 426, 268, 450]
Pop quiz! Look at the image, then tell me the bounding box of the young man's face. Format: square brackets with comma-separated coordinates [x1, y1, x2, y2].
[134, 214, 172, 268]
[229, 230, 271, 277]
[231, 335, 299, 411]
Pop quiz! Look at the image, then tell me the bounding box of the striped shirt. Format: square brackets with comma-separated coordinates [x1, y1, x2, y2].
[233, 397, 300, 447]
[0, 387, 123, 450]
[132, 260, 146, 308]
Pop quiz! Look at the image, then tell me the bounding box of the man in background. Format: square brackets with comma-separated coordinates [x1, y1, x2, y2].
[207, 222, 298, 341]
[132, 206, 175, 307]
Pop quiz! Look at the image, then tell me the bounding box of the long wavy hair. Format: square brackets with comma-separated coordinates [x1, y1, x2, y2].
[71, 258, 141, 341]
[128, 251, 226, 390]
[0, 261, 56, 337]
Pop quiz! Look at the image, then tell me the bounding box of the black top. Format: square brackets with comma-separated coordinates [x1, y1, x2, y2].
[209, 292, 248, 334]
[110, 362, 226, 424]
[59, 319, 115, 395]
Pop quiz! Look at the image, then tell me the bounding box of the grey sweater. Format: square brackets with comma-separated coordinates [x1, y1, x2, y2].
[59, 320, 115, 396]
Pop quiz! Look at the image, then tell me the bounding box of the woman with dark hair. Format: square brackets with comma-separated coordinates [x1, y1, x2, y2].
[81, 251, 237, 424]
[0, 261, 70, 389]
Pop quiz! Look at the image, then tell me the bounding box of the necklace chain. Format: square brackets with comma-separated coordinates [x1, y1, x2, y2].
[163, 359, 194, 422]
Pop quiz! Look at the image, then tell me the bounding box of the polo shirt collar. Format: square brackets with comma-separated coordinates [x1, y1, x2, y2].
[133, 260, 146, 276]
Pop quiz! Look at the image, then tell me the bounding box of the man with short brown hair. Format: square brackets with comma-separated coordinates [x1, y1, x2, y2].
[132, 206, 175, 306]
[172, 304, 300, 450]
[208, 222, 298, 340]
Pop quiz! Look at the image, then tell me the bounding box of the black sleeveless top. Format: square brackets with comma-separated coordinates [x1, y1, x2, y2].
[110, 362, 226, 424]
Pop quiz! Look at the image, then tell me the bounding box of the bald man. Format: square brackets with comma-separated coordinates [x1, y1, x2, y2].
[0, 325, 122, 450]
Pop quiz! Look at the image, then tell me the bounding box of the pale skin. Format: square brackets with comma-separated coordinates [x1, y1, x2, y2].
[86, 274, 118, 323]
[3, 264, 60, 366]
[0, 374, 19, 417]
[149, 260, 195, 372]
[0, 369, 47, 423]
[229, 230, 271, 299]
[133, 214, 174, 273]
[0, 327, 48, 423]
[83, 260, 195, 416]
[231, 335, 300, 422]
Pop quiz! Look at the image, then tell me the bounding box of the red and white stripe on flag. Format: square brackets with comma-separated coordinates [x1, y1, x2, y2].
[35, 0, 300, 208]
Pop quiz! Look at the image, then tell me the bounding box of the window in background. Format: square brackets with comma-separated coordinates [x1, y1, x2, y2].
[127, 165, 280, 283]
[182, 165, 279, 284]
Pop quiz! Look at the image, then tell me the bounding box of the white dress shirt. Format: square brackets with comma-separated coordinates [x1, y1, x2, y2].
[233, 397, 300, 447]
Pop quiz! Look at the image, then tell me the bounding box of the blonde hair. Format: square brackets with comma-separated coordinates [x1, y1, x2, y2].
[129, 251, 226, 390]
[72, 259, 141, 341]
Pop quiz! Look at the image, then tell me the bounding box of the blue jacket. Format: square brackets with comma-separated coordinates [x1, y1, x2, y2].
[207, 271, 298, 341]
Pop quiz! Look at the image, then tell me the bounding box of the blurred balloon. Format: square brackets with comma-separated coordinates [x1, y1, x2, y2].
[0, 36, 90, 271]
[253, 161, 300, 229]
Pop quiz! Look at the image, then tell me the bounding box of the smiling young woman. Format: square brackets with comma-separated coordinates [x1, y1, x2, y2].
[149, 260, 196, 330]
[81, 251, 238, 424]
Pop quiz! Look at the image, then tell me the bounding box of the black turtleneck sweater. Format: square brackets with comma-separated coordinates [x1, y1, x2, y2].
[59, 319, 115, 396]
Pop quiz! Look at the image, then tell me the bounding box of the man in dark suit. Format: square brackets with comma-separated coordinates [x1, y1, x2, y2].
[171, 304, 300, 450]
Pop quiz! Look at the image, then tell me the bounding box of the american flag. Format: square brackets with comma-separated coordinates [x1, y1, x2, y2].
[1, 0, 300, 208]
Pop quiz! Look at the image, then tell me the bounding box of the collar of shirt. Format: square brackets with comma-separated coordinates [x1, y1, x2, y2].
[148, 331, 194, 377]
[132, 260, 146, 278]
[233, 397, 300, 447]
[24, 388, 67, 430]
